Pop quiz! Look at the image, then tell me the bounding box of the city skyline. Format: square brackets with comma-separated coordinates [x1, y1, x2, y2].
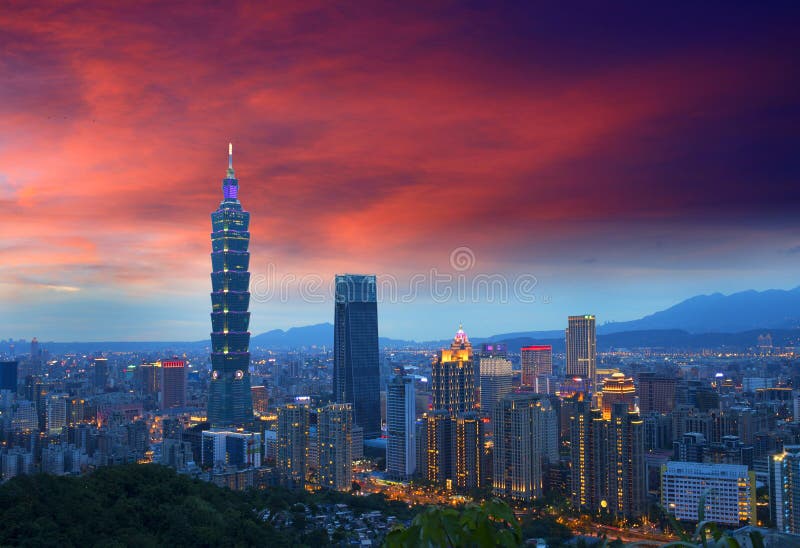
[1, 4, 799, 545]
[1, 3, 799, 340]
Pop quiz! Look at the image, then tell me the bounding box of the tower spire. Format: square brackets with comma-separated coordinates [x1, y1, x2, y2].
[226, 142, 235, 178]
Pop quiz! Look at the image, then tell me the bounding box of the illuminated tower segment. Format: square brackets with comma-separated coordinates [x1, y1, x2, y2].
[208, 144, 254, 427]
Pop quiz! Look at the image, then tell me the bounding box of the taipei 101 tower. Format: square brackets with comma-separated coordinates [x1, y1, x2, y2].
[207, 144, 254, 427]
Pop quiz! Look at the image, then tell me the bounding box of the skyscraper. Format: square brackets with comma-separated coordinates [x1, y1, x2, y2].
[0, 361, 18, 392]
[637, 372, 677, 414]
[455, 412, 485, 492]
[569, 400, 646, 520]
[432, 326, 475, 415]
[605, 403, 646, 519]
[208, 144, 254, 427]
[386, 375, 416, 480]
[566, 315, 596, 389]
[770, 445, 800, 533]
[476, 343, 506, 400]
[318, 403, 353, 491]
[46, 394, 67, 436]
[333, 274, 380, 438]
[277, 402, 310, 489]
[521, 345, 552, 388]
[92, 357, 108, 392]
[137, 361, 160, 396]
[251, 386, 268, 415]
[424, 410, 454, 485]
[29, 338, 41, 377]
[161, 359, 187, 410]
[478, 355, 513, 415]
[492, 393, 554, 502]
[568, 399, 596, 510]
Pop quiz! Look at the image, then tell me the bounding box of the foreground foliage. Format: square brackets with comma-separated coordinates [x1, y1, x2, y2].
[0, 465, 285, 547]
[0, 465, 413, 547]
[385, 498, 523, 547]
[0, 465, 767, 548]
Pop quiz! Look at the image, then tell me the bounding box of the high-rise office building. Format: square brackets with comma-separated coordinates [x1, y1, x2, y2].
[333, 274, 380, 439]
[477, 343, 506, 400]
[251, 386, 268, 415]
[11, 400, 37, 432]
[424, 410, 454, 485]
[521, 345, 552, 388]
[318, 403, 353, 491]
[663, 461, 755, 526]
[201, 430, 262, 468]
[137, 361, 160, 395]
[565, 315, 596, 389]
[455, 412, 484, 492]
[208, 145, 254, 428]
[569, 401, 646, 519]
[637, 372, 677, 414]
[432, 326, 475, 415]
[66, 397, 85, 426]
[770, 445, 800, 534]
[568, 399, 596, 510]
[29, 338, 41, 377]
[161, 359, 187, 409]
[479, 355, 513, 416]
[599, 372, 637, 420]
[46, 394, 67, 436]
[92, 357, 108, 392]
[605, 403, 646, 519]
[0, 361, 18, 391]
[277, 402, 310, 488]
[386, 375, 416, 480]
[492, 393, 554, 502]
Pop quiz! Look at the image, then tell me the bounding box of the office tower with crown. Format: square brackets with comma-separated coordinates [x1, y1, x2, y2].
[208, 144, 254, 427]
[432, 325, 475, 415]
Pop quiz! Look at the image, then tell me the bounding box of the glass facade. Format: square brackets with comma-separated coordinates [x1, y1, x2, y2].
[207, 149, 253, 427]
[333, 274, 380, 438]
[0, 361, 18, 392]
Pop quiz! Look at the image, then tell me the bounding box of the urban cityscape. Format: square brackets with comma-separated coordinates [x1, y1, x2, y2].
[1, 2, 799, 547]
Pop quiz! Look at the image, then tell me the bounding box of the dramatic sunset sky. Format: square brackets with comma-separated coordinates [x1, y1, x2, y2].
[1, 2, 799, 341]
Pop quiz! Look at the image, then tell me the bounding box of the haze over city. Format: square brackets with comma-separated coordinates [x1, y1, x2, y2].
[1, 2, 799, 341]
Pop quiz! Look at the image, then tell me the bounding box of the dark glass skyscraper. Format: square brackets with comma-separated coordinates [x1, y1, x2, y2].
[333, 274, 380, 438]
[0, 361, 17, 391]
[208, 144, 253, 427]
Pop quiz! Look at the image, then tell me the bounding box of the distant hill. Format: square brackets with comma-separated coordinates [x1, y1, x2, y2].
[493, 328, 800, 353]
[4, 286, 800, 353]
[598, 287, 800, 334]
[250, 323, 333, 348]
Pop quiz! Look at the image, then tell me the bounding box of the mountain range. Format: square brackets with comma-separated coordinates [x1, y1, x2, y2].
[2, 286, 799, 353]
